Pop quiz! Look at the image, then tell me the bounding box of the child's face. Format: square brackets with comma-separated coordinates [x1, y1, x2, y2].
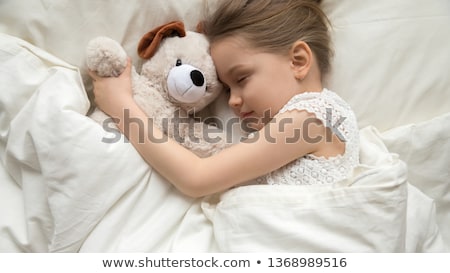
[211, 36, 302, 130]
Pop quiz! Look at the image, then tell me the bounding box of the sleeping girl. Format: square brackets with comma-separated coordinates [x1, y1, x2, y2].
[89, 0, 359, 196]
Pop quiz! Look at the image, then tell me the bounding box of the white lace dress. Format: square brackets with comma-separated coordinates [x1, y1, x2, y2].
[255, 88, 359, 185]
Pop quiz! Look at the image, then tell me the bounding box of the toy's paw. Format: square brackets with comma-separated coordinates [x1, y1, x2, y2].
[86, 36, 127, 77]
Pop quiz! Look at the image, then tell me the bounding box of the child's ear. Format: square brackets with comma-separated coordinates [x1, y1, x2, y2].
[289, 40, 312, 80]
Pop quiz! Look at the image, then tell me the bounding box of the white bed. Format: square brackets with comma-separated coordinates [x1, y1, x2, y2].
[0, 0, 449, 252]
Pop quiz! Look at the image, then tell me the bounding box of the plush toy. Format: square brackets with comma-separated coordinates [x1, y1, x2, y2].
[86, 21, 230, 157]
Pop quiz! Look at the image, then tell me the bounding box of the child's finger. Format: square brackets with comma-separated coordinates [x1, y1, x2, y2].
[121, 57, 132, 76]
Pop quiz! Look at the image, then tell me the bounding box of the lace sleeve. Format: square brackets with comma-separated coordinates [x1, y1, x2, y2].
[278, 89, 357, 145]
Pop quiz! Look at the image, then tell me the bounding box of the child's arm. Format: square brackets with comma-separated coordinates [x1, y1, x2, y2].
[90, 61, 322, 197]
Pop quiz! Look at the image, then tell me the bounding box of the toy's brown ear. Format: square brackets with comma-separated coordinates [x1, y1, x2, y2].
[138, 21, 186, 59]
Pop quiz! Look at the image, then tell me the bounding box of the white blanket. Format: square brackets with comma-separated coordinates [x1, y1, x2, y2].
[202, 127, 446, 252]
[0, 33, 447, 252]
[0, 34, 215, 252]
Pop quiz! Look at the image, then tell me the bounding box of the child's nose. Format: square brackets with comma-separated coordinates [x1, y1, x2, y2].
[228, 92, 242, 108]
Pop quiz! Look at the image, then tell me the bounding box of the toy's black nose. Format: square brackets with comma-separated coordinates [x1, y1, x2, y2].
[190, 70, 205, 87]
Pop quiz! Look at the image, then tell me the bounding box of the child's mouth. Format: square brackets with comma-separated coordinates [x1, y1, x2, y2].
[240, 111, 254, 119]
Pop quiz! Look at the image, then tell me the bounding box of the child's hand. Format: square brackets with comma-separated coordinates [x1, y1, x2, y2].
[89, 57, 134, 118]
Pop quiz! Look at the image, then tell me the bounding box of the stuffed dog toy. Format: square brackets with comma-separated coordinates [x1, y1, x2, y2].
[86, 21, 229, 157]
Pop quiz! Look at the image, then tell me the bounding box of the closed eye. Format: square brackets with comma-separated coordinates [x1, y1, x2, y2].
[237, 75, 248, 84]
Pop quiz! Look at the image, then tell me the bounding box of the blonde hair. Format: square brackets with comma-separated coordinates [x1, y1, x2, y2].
[202, 0, 332, 75]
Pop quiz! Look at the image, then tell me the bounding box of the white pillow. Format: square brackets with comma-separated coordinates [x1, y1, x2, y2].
[2, 0, 448, 132]
[322, 0, 450, 131]
[0, 0, 212, 96]
[0, 0, 208, 65]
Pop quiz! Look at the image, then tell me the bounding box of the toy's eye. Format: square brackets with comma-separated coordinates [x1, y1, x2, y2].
[176, 59, 182, 66]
